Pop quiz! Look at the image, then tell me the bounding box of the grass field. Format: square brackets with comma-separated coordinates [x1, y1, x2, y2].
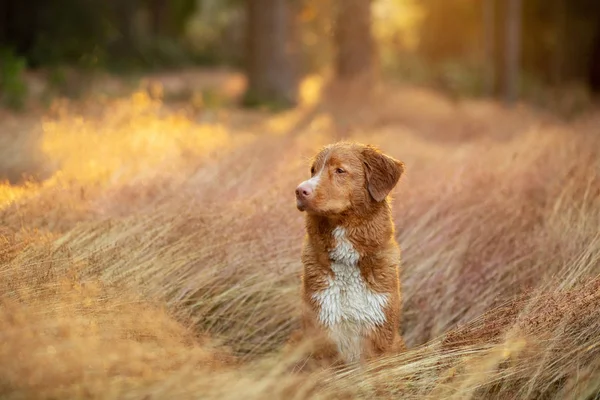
[1, 70, 599, 399]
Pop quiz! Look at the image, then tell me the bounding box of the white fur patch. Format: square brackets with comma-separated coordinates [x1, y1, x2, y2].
[313, 227, 389, 363]
[305, 173, 321, 191]
[302, 149, 330, 192]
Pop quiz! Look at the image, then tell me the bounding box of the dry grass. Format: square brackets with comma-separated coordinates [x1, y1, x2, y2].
[0, 71, 599, 399]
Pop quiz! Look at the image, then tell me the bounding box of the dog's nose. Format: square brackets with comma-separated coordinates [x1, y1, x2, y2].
[295, 183, 313, 199]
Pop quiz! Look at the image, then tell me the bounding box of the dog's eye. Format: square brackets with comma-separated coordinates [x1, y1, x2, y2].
[335, 168, 346, 174]
[310, 166, 315, 175]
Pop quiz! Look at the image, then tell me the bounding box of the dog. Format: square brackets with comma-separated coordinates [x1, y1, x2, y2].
[293, 141, 406, 367]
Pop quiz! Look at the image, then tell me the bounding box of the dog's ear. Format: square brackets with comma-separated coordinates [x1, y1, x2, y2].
[361, 145, 404, 202]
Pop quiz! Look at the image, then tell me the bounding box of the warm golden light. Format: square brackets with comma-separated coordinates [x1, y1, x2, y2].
[373, 0, 425, 51]
[40, 89, 231, 186]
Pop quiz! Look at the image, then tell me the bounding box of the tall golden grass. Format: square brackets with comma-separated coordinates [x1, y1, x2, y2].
[0, 74, 599, 399]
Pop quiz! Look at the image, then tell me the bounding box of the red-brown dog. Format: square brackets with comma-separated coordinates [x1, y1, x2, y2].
[294, 141, 406, 367]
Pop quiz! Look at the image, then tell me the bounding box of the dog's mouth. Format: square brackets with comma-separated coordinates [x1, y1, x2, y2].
[296, 200, 329, 215]
[296, 199, 307, 212]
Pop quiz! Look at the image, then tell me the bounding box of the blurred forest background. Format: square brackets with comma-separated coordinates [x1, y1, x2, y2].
[2, 2, 600, 398]
[2, 0, 600, 114]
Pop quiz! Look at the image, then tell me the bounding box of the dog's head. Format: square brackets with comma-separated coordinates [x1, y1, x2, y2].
[295, 142, 404, 216]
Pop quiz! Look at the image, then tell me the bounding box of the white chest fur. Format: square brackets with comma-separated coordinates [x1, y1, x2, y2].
[312, 226, 389, 363]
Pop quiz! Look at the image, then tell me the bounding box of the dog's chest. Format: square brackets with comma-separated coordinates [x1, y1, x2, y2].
[312, 227, 388, 362]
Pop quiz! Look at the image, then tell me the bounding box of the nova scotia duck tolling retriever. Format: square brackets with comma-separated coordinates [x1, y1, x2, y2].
[294, 141, 406, 367]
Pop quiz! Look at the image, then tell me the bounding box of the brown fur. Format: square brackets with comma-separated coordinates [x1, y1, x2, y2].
[292, 141, 406, 367]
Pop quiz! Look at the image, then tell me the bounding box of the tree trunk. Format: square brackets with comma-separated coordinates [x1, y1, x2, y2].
[333, 0, 375, 80]
[0, 0, 39, 58]
[244, 0, 298, 108]
[0, 0, 9, 46]
[589, 10, 600, 94]
[112, 0, 139, 59]
[504, 0, 522, 104]
[552, 0, 566, 87]
[149, 0, 169, 37]
[482, 0, 496, 96]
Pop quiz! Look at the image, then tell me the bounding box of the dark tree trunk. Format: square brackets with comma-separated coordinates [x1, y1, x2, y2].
[504, 0, 522, 104]
[0, 0, 39, 58]
[552, 0, 567, 86]
[483, 0, 496, 96]
[244, 0, 298, 108]
[0, 1, 9, 46]
[333, 0, 375, 80]
[589, 11, 600, 93]
[110, 0, 139, 59]
[149, 0, 169, 37]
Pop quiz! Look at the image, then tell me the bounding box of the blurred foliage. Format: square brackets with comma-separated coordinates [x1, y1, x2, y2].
[417, 0, 483, 63]
[26, 0, 110, 68]
[297, 0, 335, 73]
[0, 48, 27, 109]
[374, 0, 600, 105]
[185, 0, 245, 66]
[1, 0, 600, 108]
[0, 0, 200, 71]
